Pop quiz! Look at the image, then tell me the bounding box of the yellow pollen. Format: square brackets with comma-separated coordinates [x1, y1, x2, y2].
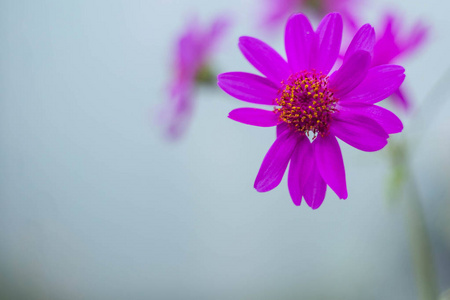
[274, 70, 339, 138]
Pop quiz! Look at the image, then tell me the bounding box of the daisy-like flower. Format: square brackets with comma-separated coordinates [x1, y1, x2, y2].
[262, 0, 360, 30]
[371, 13, 428, 110]
[218, 13, 405, 209]
[161, 17, 228, 139]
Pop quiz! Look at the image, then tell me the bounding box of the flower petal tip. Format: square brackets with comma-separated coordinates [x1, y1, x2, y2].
[326, 12, 341, 18]
[310, 201, 324, 210]
[254, 183, 267, 193]
[238, 36, 252, 47]
[292, 199, 302, 206]
[287, 12, 308, 22]
[322, 12, 344, 28]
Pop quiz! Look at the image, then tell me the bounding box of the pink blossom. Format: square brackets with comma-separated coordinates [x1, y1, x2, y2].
[218, 13, 404, 209]
[161, 17, 228, 139]
[371, 13, 428, 110]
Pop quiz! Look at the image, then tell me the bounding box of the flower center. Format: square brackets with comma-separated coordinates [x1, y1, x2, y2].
[195, 64, 216, 85]
[275, 71, 338, 138]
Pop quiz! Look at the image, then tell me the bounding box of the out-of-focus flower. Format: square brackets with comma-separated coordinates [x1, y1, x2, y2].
[218, 13, 405, 209]
[160, 17, 228, 139]
[261, 0, 360, 30]
[371, 13, 428, 110]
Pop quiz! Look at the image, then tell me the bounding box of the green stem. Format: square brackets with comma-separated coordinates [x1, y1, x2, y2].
[394, 143, 438, 300]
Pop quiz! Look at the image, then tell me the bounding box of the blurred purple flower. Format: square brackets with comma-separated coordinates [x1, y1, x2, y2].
[261, 0, 360, 30]
[371, 13, 428, 110]
[218, 13, 405, 209]
[160, 17, 228, 139]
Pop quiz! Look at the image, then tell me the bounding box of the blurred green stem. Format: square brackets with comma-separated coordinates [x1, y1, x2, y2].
[390, 142, 438, 300]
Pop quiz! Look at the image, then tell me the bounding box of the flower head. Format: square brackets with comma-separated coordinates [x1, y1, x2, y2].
[160, 17, 228, 139]
[218, 13, 405, 209]
[371, 13, 428, 110]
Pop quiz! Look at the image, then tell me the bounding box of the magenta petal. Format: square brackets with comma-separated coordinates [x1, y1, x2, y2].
[239, 36, 290, 84]
[331, 111, 389, 152]
[288, 136, 313, 206]
[228, 108, 280, 127]
[341, 65, 405, 104]
[401, 21, 428, 56]
[329, 50, 371, 97]
[372, 17, 400, 66]
[303, 160, 327, 210]
[164, 82, 194, 139]
[285, 14, 315, 72]
[312, 13, 343, 74]
[338, 102, 403, 134]
[276, 122, 290, 137]
[343, 24, 375, 63]
[254, 130, 298, 192]
[218, 72, 279, 105]
[391, 87, 410, 111]
[205, 16, 229, 45]
[313, 135, 347, 200]
[262, 0, 293, 28]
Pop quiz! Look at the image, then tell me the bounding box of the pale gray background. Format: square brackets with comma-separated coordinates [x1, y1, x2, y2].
[1, 0, 450, 299]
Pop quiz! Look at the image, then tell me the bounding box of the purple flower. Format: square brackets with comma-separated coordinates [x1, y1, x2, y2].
[261, 0, 360, 29]
[161, 17, 228, 139]
[218, 13, 405, 209]
[371, 13, 428, 110]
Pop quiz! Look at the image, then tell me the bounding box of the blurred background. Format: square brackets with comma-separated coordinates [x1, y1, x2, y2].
[1, 0, 449, 299]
